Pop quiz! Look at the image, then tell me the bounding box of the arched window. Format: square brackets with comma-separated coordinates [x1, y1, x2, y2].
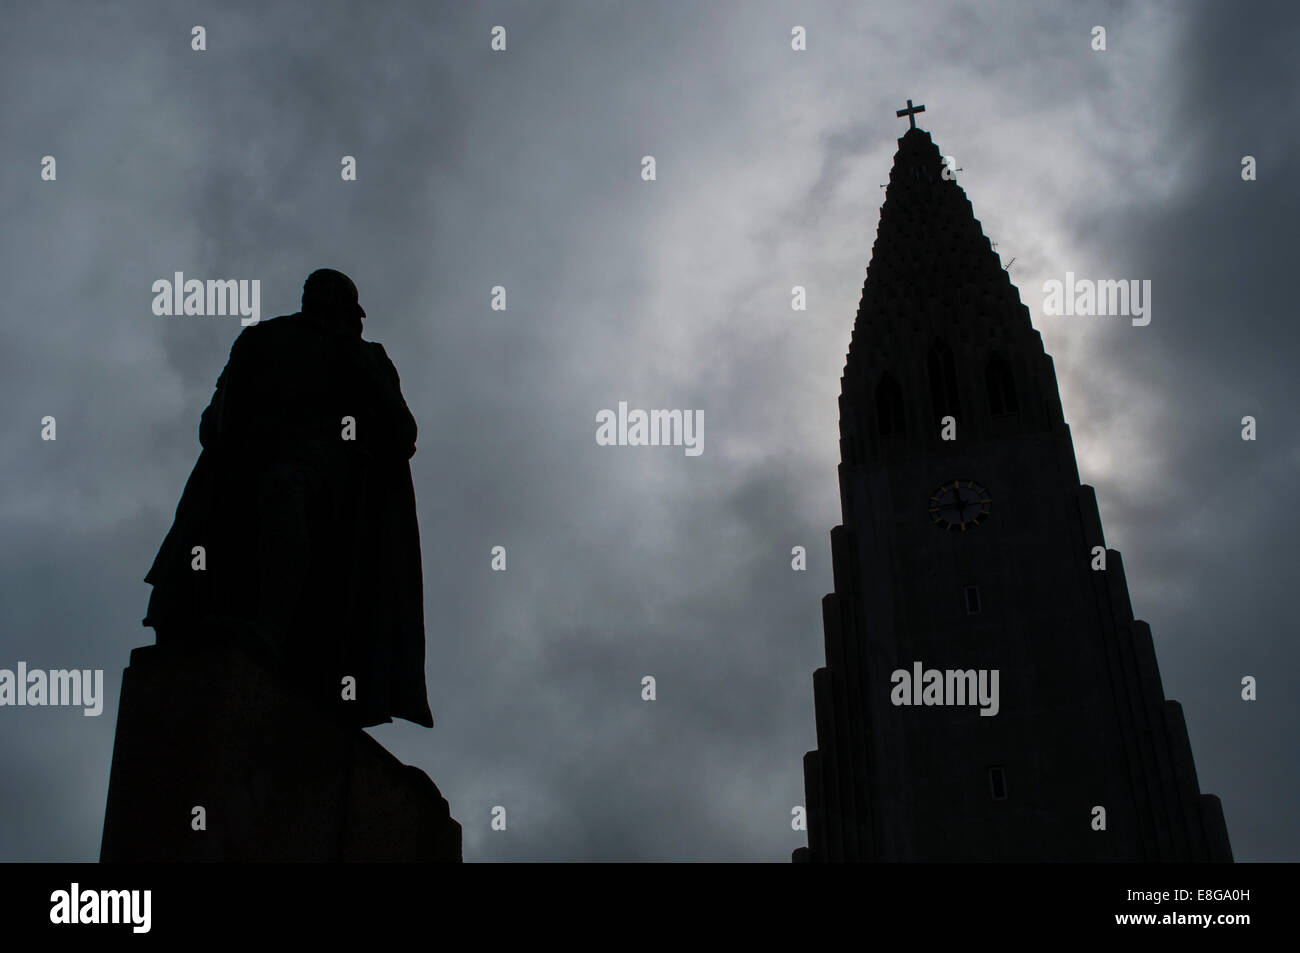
[926, 339, 960, 422]
[986, 354, 1019, 416]
[875, 373, 905, 437]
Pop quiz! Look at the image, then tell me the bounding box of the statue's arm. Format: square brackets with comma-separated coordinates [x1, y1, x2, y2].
[199, 329, 259, 451]
[364, 342, 418, 459]
[198, 365, 227, 449]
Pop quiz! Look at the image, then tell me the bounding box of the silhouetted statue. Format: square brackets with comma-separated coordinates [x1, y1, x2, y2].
[142, 270, 433, 728]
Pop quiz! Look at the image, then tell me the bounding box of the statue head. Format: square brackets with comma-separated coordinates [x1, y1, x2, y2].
[302, 269, 365, 335]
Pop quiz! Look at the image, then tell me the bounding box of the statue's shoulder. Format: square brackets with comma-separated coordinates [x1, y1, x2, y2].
[231, 313, 303, 352]
[372, 341, 409, 382]
[250, 312, 303, 335]
[363, 338, 398, 360]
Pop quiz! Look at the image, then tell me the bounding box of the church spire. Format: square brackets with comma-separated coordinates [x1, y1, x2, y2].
[836, 112, 1039, 468]
[795, 113, 1232, 863]
[852, 116, 1011, 343]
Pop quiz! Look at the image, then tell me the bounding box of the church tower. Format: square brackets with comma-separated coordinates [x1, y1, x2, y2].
[795, 107, 1232, 862]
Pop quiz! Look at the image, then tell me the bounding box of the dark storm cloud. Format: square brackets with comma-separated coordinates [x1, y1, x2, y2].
[0, 0, 1292, 862]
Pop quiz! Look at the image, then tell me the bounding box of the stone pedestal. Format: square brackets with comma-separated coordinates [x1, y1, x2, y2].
[100, 638, 460, 862]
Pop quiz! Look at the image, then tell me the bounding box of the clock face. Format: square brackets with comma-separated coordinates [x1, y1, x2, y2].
[929, 480, 991, 532]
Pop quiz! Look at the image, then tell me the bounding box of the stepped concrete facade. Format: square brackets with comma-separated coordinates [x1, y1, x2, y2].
[795, 122, 1231, 862]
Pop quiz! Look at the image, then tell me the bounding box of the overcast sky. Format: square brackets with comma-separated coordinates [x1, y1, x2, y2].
[1, 0, 1295, 862]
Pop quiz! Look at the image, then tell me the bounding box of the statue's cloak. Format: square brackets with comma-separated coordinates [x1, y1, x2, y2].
[142, 313, 434, 728]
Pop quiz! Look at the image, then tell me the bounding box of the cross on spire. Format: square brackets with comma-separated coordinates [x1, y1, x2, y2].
[895, 98, 925, 129]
